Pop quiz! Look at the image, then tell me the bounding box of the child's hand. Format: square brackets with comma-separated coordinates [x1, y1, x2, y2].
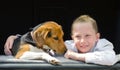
[64, 50, 85, 61]
[64, 50, 70, 59]
[4, 35, 17, 55]
[64, 50, 76, 59]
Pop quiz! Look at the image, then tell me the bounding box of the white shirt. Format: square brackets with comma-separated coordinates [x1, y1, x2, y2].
[65, 38, 118, 65]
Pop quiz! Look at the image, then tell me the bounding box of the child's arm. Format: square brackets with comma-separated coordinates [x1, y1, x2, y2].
[64, 50, 85, 61]
[64, 49, 117, 66]
[4, 34, 21, 55]
[84, 50, 117, 65]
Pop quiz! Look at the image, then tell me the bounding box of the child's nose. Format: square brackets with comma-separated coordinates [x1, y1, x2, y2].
[79, 38, 86, 45]
[80, 39, 84, 42]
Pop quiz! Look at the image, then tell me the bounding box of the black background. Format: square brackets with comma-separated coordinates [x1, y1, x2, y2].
[0, 0, 120, 54]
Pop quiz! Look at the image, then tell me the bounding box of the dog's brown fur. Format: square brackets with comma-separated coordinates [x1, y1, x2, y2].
[14, 21, 66, 59]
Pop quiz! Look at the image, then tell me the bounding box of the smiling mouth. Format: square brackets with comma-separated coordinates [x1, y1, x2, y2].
[80, 45, 88, 48]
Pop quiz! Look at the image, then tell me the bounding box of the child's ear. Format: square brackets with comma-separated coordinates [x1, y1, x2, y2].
[71, 34, 74, 40]
[96, 33, 100, 40]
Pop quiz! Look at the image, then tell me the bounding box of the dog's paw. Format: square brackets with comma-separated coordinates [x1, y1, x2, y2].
[49, 58, 61, 65]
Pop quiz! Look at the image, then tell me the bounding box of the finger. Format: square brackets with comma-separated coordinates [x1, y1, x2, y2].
[4, 42, 12, 55]
[9, 40, 14, 49]
[4, 47, 12, 55]
[64, 52, 69, 58]
[4, 38, 10, 49]
[64, 54, 67, 58]
[4, 42, 8, 49]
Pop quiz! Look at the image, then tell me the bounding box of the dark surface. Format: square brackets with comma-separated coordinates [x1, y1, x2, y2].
[0, 55, 120, 70]
[0, 0, 120, 55]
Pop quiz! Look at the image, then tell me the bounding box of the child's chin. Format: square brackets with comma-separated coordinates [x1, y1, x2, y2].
[80, 50, 89, 53]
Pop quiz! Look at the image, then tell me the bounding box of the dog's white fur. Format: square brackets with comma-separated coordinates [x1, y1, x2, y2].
[19, 45, 60, 65]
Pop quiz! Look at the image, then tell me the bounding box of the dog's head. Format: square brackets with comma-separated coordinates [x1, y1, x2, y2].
[32, 21, 66, 55]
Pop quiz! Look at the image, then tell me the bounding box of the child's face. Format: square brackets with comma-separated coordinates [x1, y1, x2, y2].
[72, 22, 100, 53]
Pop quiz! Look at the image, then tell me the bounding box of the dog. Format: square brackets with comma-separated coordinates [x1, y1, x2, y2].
[11, 21, 66, 65]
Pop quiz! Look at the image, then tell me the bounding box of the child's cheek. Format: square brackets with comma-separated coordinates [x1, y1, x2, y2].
[75, 41, 81, 48]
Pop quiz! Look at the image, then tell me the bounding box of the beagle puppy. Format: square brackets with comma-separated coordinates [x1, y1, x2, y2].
[11, 21, 66, 65]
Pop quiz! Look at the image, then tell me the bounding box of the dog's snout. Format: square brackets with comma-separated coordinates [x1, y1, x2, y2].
[63, 46, 67, 54]
[57, 45, 67, 55]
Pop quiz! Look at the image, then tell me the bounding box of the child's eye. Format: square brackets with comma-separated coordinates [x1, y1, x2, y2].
[75, 36, 81, 38]
[86, 35, 91, 37]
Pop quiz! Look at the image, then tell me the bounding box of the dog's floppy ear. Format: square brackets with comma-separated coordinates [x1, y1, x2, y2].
[33, 27, 51, 48]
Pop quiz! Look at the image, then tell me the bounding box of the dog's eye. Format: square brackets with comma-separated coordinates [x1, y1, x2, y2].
[53, 37, 58, 40]
[47, 31, 51, 37]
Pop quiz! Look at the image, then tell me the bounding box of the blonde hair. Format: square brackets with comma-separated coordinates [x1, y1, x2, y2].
[71, 15, 98, 34]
